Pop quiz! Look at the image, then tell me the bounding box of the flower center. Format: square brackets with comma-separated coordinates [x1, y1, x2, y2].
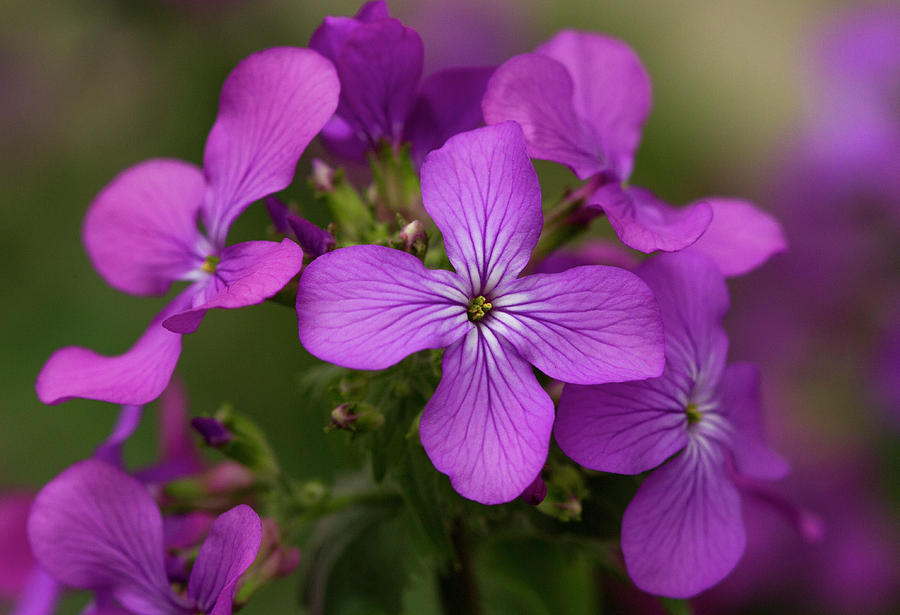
[201, 254, 221, 274]
[467, 295, 492, 322]
[685, 402, 703, 424]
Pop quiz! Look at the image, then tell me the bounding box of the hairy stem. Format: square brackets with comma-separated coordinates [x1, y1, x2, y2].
[437, 517, 483, 615]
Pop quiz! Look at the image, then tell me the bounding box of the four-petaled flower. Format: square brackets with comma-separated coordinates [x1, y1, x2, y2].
[483, 30, 786, 275]
[555, 252, 789, 597]
[36, 47, 340, 406]
[310, 0, 494, 166]
[296, 122, 665, 504]
[29, 459, 262, 615]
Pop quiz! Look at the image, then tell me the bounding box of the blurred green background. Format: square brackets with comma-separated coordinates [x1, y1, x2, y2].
[0, 0, 886, 613]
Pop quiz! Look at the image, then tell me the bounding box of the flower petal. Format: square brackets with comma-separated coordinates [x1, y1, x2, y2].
[684, 198, 787, 276]
[636, 252, 730, 390]
[536, 30, 652, 180]
[162, 239, 303, 334]
[36, 291, 193, 406]
[405, 66, 495, 166]
[133, 379, 206, 484]
[420, 122, 542, 294]
[332, 18, 424, 146]
[187, 505, 262, 615]
[592, 184, 713, 254]
[556, 374, 689, 474]
[482, 53, 603, 179]
[92, 405, 144, 468]
[9, 568, 61, 615]
[296, 245, 470, 370]
[488, 265, 664, 384]
[719, 363, 789, 480]
[28, 460, 185, 615]
[83, 159, 206, 296]
[419, 328, 554, 504]
[265, 196, 335, 259]
[0, 493, 36, 597]
[202, 48, 340, 245]
[534, 240, 639, 274]
[622, 441, 745, 598]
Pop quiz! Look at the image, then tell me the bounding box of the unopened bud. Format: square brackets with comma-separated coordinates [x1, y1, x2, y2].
[391, 220, 427, 257]
[311, 158, 335, 192]
[325, 403, 384, 433]
[519, 475, 547, 506]
[191, 417, 233, 448]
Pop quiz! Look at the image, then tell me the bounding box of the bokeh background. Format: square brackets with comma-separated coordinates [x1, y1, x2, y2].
[2, 0, 898, 613]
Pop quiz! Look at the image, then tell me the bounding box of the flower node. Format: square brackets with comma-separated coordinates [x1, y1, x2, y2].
[201, 254, 221, 274]
[467, 295, 493, 322]
[685, 402, 703, 424]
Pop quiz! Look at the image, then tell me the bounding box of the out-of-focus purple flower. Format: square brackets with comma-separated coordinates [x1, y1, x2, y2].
[0, 493, 37, 599]
[3, 380, 202, 615]
[296, 122, 664, 504]
[29, 459, 262, 615]
[535, 240, 639, 275]
[265, 196, 335, 259]
[310, 1, 494, 166]
[36, 47, 339, 406]
[556, 252, 788, 597]
[483, 30, 784, 272]
[698, 461, 900, 615]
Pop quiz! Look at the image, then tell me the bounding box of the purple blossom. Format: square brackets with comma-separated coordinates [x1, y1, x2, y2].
[310, 0, 494, 165]
[296, 122, 664, 504]
[482, 30, 785, 272]
[28, 459, 262, 615]
[36, 47, 339, 406]
[555, 252, 788, 597]
[265, 195, 335, 259]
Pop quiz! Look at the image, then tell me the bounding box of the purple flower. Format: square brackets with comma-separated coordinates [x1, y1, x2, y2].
[310, 0, 494, 165]
[555, 252, 788, 597]
[36, 47, 339, 406]
[28, 459, 262, 615]
[482, 30, 785, 272]
[265, 195, 335, 259]
[296, 122, 665, 504]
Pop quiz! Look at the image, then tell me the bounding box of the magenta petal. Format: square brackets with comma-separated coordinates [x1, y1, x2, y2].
[536, 31, 652, 180]
[556, 375, 689, 474]
[594, 184, 713, 254]
[92, 405, 144, 468]
[187, 505, 261, 615]
[10, 568, 61, 615]
[622, 442, 745, 598]
[334, 19, 424, 145]
[405, 66, 495, 166]
[489, 266, 664, 384]
[419, 328, 554, 504]
[636, 252, 730, 387]
[83, 159, 206, 296]
[296, 245, 470, 370]
[719, 363, 789, 480]
[202, 48, 340, 245]
[420, 122, 542, 294]
[36, 292, 192, 405]
[0, 493, 35, 597]
[28, 460, 185, 615]
[482, 53, 603, 179]
[134, 379, 205, 484]
[163, 239, 303, 334]
[685, 198, 787, 276]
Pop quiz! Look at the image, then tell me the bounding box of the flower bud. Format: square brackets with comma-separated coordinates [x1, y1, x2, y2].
[325, 402, 384, 433]
[519, 475, 547, 506]
[390, 219, 428, 257]
[191, 417, 233, 448]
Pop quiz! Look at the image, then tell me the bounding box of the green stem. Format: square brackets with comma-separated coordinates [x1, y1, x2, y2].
[437, 518, 483, 615]
[529, 175, 607, 266]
